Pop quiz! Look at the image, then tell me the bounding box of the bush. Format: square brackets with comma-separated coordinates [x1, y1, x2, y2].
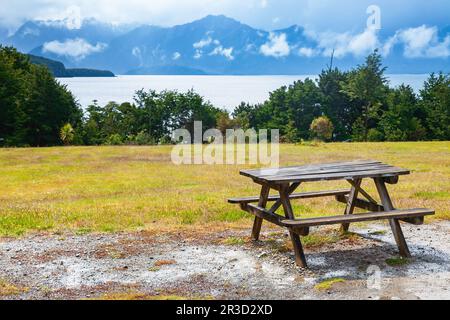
[310, 116, 334, 141]
[60, 123, 75, 145]
[135, 131, 156, 145]
[367, 129, 384, 142]
[105, 134, 123, 145]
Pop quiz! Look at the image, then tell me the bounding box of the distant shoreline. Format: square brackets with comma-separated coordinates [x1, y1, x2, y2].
[57, 74, 431, 111]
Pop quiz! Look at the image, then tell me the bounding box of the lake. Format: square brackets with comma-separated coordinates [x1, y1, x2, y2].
[57, 74, 430, 112]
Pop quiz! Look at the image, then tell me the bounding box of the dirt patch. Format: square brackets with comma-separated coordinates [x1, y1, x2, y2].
[0, 221, 449, 300]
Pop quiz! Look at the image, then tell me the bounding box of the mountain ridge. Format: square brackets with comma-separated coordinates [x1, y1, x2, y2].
[28, 54, 115, 77]
[2, 15, 449, 75]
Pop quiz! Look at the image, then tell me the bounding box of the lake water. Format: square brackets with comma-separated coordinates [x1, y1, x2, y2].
[57, 74, 430, 112]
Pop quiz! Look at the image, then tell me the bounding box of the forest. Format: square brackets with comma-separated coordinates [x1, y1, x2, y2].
[1, 46, 449, 147]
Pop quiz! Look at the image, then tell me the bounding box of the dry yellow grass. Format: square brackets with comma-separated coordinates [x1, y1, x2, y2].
[0, 142, 448, 236]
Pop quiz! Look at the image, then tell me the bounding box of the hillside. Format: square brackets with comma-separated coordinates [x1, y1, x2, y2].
[28, 54, 115, 77]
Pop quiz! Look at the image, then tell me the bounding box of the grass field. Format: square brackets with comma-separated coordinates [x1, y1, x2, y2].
[0, 142, 448, 237]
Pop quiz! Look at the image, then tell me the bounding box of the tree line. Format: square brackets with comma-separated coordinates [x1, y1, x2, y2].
[1, 46, 449, 147]
[232, 51, 449, 142]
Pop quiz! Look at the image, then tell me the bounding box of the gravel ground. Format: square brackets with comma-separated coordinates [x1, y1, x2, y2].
[0, 221, 449, 300]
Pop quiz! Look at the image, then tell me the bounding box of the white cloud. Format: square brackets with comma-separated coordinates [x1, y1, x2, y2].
[399, 25, 436, 57]
[40, 5, 83, 30]
[305, 28, 380, 58]
[260, 0, 268, 8]
[172, 52, 181, 60]
[426, 36, 450, 58]
[381, 25, 450, 58]
[194, 50, 202, 59]
[209, 46, 234, 60]
[298, 47, 317, 57]
[260, 32, 290, 58]
[347, 28, 379, 56]
[132, 46, 143, 65]
[193, 36, 213, 49]
[22, 27, 40, 36]
[43, 38, 107, 59]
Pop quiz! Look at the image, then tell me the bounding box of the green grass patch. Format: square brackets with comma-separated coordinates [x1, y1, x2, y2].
[368, 230, 387, 236]
[223, 237, 247, 246]
[385, 257, 410, 267]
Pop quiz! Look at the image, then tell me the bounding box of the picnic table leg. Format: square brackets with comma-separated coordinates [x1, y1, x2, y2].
[251, 184, 270, 241]
[280, 184, 308, 268]
[374, 178, 411, 258]
[340, 179, 362, 233]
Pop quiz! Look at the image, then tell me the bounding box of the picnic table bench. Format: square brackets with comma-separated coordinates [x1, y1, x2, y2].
[228, 160, 435, 268]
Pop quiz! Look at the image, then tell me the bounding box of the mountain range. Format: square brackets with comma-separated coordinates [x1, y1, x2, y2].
[2, 15, 449, 75]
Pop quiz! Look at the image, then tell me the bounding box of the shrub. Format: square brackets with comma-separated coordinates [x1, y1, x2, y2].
[105, 134, 123, 145]
[310, 116, 334, 141]
[367, 128, 384, 142]
[60, 123, 75, 146]
[135, 131, 156, 145]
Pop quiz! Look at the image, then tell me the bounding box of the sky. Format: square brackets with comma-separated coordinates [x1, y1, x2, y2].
[0, 0, 449, 33]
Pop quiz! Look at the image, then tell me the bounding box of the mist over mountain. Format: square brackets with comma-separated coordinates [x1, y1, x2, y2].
[2, 15, 449, 75]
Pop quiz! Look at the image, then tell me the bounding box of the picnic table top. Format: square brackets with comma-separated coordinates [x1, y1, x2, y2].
[240, 160, 410, 183]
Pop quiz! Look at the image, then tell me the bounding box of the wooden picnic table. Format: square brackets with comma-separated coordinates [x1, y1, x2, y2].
[228, 160, 435, 268]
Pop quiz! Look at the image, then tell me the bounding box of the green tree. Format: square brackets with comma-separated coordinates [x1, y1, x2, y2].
[379, 85, 426, 141]
[341, 50, 388, 141]
[318, 68, 357, 141]
[0, 46, 82, 147]
[419, 73, 450, 140]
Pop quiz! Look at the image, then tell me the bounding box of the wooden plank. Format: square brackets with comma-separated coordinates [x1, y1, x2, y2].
[268, 182, 301, 214]
[241, 160, 382, 177]
[243, 204, 286, 227]
[374, 178, 412, 258]
[335, 195, 426, 225]
[336, 194, 384, 212]
[263, 167, 410, 183]
[341, 179, 361, 232]
[228, 189, 351, 204]
[280, 184, 308, 268]
[347, 179, 378, 204]
[282, 208, 435, 228]
[242, 162, 390, 179]
[251, 185, 270, 241]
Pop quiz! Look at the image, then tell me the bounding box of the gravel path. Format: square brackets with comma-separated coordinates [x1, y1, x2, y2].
[0, 221, 449, 300]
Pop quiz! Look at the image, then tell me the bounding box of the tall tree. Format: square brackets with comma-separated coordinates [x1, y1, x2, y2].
[419, 73, 450, 140]
[0, 46, 82, 146]
[341, 50, 388, 141]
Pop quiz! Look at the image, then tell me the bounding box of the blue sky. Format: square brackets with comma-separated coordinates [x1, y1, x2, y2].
[0, 0, 449, 33]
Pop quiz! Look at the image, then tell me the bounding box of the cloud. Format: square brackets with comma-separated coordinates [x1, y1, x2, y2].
[132, 46, 143, 65]
[194, 50, 202, 59]
[298, 47, 317, 57]
[193, 36, 213, 49]
[383, 25, 450, 58]
[43, 38, 107, 59]
[22, 27, 40, 36]
[172, 52, 181, 60]
[260, 32, 290, 58]
[1, 0, 450, 36]
[209, 46, 234, 60]
[305, 28, 380, 58]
